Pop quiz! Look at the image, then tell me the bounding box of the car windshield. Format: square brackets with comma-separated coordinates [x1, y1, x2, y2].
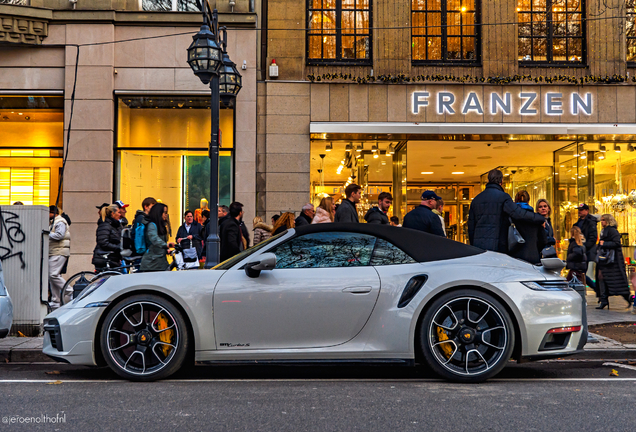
[213, 231, 287, 270]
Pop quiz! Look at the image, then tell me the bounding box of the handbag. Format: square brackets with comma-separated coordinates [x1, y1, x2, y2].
[507, 217, 525, 252]
[181, 239, 199, 263]
[596, 247, 615, 265]
[541, 245, 557, 258]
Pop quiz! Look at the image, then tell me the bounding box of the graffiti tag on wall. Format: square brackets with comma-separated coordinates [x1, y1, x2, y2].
[0, 209, 26, 269]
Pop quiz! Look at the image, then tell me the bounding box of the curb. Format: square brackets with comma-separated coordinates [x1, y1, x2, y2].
[2, 348, 54, 363]
[570, 349, 636, 360]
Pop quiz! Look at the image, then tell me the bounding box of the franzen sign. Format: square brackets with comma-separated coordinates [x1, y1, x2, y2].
[411, 91, 593, 116]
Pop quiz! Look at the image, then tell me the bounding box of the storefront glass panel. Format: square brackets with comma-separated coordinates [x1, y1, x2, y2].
[116, 97, 234, 240]
[0, 96, 63, 206]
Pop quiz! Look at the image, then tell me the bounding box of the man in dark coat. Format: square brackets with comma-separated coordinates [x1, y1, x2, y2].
[335, 184, 361, 223]
[364, 192, 392, 224]
[219, 202, 244, 262]
[403, 191, 446, 236]
[574, 204, 598, 262]
[295, 203, 315, 227]
[468, 169, 545, 253]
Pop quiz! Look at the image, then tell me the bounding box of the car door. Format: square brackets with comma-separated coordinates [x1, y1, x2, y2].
[214, 232, 381, 350]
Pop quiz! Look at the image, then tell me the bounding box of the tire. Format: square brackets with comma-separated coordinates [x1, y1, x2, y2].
[61, 271, 96, 305]
[99, 294, 190, 381]
[419, 289, 515, 383]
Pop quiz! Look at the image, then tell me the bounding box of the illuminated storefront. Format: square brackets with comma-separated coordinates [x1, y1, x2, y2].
[0, 96, 63, 207]
[116, 96, 234, 239]
[305, 86, 636, 259]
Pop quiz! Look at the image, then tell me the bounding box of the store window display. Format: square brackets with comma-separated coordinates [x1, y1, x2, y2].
[0, 96, 63, 206]
[116, 97, 234, 240]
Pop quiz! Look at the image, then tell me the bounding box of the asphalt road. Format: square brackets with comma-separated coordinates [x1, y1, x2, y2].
[1, 361, 636, 431]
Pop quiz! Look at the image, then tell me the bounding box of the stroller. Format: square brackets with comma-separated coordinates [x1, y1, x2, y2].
[170, 239, 200, 270]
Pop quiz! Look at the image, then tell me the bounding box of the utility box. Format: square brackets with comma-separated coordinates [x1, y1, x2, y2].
[0, 206, 49, 336]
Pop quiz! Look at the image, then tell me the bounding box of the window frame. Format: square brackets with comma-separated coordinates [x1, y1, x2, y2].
[306, 0, 373, 66]
[517, 0, 586, 67]
[411, 0, 482, 66]
[628, 0, 636, 65]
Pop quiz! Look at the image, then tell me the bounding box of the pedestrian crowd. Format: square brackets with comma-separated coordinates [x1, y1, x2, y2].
[47, 167, 635, 314]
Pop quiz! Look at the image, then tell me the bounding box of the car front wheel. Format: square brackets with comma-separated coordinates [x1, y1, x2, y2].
[419, 289, 515, 383]
[99, 294, 189, 381]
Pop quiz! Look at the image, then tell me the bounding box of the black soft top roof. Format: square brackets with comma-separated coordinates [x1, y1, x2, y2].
[292, 223, 484, 263]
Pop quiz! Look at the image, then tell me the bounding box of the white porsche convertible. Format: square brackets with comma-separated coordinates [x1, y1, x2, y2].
[42, 224, 585, 382]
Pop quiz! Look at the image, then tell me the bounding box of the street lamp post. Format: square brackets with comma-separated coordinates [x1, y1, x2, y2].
[187, 3, 241, 268]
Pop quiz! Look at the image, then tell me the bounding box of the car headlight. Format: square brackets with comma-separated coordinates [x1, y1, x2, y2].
[522, 281, 572, 291]
[72, 275, 112, 304]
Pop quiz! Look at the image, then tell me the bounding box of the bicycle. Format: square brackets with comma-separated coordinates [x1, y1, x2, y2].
[60, 256, 141, 305]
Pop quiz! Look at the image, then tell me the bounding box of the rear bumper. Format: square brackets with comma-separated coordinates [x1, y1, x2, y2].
[492, 282, 585, 358]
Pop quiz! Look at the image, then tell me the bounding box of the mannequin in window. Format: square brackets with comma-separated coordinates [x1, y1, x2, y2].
[195, 198, 210, 225]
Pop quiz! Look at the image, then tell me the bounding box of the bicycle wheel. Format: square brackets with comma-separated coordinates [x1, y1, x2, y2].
[61, 271, 96, 305]
[91, 271, 123, 281]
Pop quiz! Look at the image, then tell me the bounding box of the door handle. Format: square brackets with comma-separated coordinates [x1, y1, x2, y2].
[342, 286, 372, 294]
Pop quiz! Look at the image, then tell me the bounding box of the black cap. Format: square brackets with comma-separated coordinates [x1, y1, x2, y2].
[96, 202, 109, 210]
[578, 203, 589, 211]
[421, 190, 442, 201]
[49, 205, 58, 214]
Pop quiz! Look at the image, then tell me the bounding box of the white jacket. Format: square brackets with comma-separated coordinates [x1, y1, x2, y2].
[312, 207, 333, 224]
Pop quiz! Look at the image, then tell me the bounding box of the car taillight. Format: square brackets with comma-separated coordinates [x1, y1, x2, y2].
[547, 326, 581, 334]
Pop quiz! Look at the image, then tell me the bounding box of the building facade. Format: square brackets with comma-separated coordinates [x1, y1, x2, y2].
[0, 0, 258, 274]
[258, 0, 636, 256]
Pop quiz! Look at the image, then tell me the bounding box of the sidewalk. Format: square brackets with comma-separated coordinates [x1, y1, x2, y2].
[1, 291, 635, 364]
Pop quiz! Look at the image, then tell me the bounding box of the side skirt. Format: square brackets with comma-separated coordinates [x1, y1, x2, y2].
[196, 359, 415, 367]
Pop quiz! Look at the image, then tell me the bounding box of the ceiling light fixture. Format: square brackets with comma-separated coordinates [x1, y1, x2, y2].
[614, 143, 621, 153]
[371, 143, 378, 153]
[325, 143, 333, 152]
[452, 172, 465, 175]
[599, 144, 606, 152]
[345, 143, 352, 152]
[356, 144, 363, 152]
[421, 172, 434, 175]
[387, 144, 395, 155]
[629, 143, 635, 152]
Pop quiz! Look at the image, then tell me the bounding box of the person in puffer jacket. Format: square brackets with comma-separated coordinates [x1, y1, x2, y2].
[364, 192, 392, 224]
[312, 197, 334, 224]
[566, 226, 587, 283]
[92, 204, 123, 271]
[253, 216, 273, 245]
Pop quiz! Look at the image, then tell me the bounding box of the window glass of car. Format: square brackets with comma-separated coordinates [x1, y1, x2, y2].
[271, 232, 376, 269]
[213, 232, 286, 270]
[370, 238, 417, 266]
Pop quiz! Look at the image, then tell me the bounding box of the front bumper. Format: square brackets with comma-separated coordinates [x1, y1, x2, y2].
[41, 305, 104, 365]
[0, 295, 13, 338]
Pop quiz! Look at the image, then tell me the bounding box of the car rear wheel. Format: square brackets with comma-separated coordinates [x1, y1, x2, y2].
[419, 289, 515, 383]
[99, 294, 189, 381]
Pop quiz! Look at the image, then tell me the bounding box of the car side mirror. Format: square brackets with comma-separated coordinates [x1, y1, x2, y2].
[244, 253, 277, 278]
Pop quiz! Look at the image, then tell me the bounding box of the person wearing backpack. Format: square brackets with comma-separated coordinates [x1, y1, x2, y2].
[140, 203, 175, 272]
[132, 197, 156, 256]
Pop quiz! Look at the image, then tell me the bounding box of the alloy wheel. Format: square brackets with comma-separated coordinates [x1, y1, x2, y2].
[427, 296, 509, 378]
[106, 301, 180, 376]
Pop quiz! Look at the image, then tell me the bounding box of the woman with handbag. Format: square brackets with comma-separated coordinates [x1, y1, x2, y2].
[508, 191, 548, 265]
[566, 226, 587, 283]
[596, 214, 632, 309]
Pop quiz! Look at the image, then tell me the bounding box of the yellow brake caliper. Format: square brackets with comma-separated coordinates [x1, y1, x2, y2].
[156, 313, 174, 357]
[436, 326, 454, 359]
